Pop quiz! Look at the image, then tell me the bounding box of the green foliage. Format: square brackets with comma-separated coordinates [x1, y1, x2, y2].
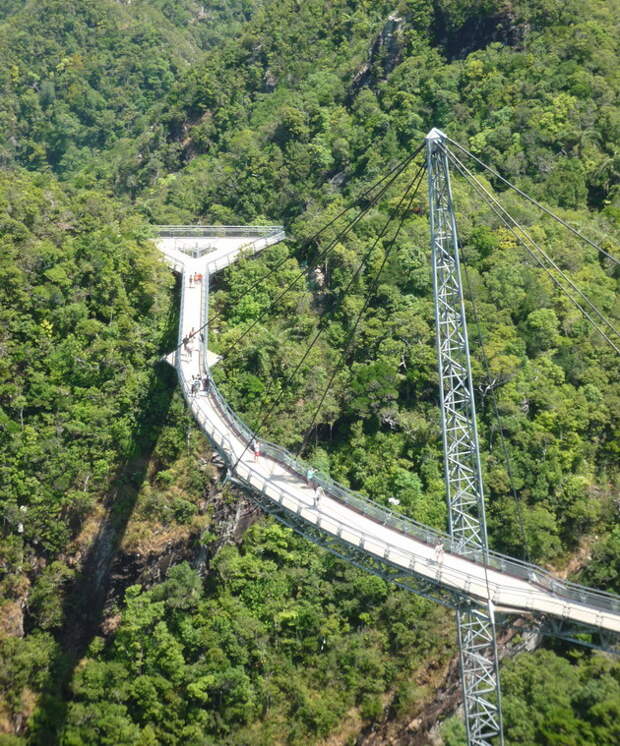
[0, 632, 57, 734]
[579, 527, 620, 594]
[0, 0, 258, 177]
[502, 650, 620, 745]
[441, 715, 467, 746]
[0, 0, 619, 744]
[0, 170, 172, 554]
[28, 562, 74, 631]
[60, 538, 448, 744]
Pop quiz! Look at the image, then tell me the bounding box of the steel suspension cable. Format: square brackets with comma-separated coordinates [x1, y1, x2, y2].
[216, 148, 425, 359]
[460, 263, 531, 562]
[446, 146, 620, 342]
[445, 147, 620, 355]
[173, 144, 426, 356]
[246, 162, 427, 401]
[445, 135, 620, 266]
[231, 163, 427, 469]
[296, 166, 427, 457]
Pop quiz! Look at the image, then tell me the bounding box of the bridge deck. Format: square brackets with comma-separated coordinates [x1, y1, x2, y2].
[156, 230, 620, 636]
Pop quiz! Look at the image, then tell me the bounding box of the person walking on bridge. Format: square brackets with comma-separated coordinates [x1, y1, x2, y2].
[251, 438, 260, 462]
[434, 541, 445, 567]
[313, 484, 324, 509]
[191, 376, 200, 398]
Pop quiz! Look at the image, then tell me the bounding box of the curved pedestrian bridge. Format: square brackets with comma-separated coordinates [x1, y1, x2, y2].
[156, 226, 620, 639]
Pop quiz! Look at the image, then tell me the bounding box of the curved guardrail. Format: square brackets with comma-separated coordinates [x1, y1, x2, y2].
[156, 225, 284, 238]
[205, 232, 286, 274]
[193, 271, 620, 619]
[157, 225, 286, 261]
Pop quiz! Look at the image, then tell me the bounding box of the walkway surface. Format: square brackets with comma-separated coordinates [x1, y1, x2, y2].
[156, 230, 620, 636]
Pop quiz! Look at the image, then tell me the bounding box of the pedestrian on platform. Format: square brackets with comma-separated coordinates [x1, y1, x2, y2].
[313, 484, 324, 509]
[202, 374, 210, 393]
[306, 467, 316, 487]
[434, 541, 444, 567]
[251, 438, 260, 462]
[183, 335, 192, 358]
[191, 377, 200, 398]
[189, 274, 194, 288]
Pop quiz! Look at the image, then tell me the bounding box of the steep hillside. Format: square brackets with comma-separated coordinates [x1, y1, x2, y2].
[105, 0, 620, 218]
[0, 0, 258, 175]
[0, 1, 619, 745]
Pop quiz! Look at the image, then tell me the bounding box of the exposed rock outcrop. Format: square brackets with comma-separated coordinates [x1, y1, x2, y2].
[349, 14, 406, 98]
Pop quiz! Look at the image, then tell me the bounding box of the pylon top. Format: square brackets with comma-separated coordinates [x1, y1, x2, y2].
[425, 127, 447, 142]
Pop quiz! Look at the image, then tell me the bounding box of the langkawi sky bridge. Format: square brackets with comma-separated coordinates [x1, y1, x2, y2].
[156, 129, 620, 746]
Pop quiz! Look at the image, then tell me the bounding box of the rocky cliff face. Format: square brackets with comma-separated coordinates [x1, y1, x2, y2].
[349, 14, 406, 98]
[107, 484, 260, 608]
[350, 3, 525, 103]
[80, 460, 260, 644]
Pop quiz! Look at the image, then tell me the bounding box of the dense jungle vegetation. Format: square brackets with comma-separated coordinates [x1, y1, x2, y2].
[1, 0, 619, 744]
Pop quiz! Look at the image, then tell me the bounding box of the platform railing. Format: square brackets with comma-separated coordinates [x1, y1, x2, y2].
[205, 231, 287, 273]
[155, 225, 284, 238]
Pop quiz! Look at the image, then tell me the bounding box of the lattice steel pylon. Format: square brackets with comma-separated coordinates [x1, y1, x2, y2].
[426, 128, 504, 746]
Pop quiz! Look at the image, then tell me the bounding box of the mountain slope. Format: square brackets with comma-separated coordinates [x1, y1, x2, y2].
[0, 0, 260, 175]
[0, 2, 619, 745]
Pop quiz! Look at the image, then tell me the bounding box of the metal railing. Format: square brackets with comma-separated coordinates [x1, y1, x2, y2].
[155, 225, 285, 238]
[205, 232, 287, 274]
[157, 226, 287, 266]
[189, 271, 620, 620]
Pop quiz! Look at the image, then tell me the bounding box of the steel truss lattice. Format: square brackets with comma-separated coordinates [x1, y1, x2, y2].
[427, 128, 504, 746]
[509, 614, 620, 656]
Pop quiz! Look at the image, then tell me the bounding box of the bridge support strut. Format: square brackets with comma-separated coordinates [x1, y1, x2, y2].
[427, 128, 504, 746]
